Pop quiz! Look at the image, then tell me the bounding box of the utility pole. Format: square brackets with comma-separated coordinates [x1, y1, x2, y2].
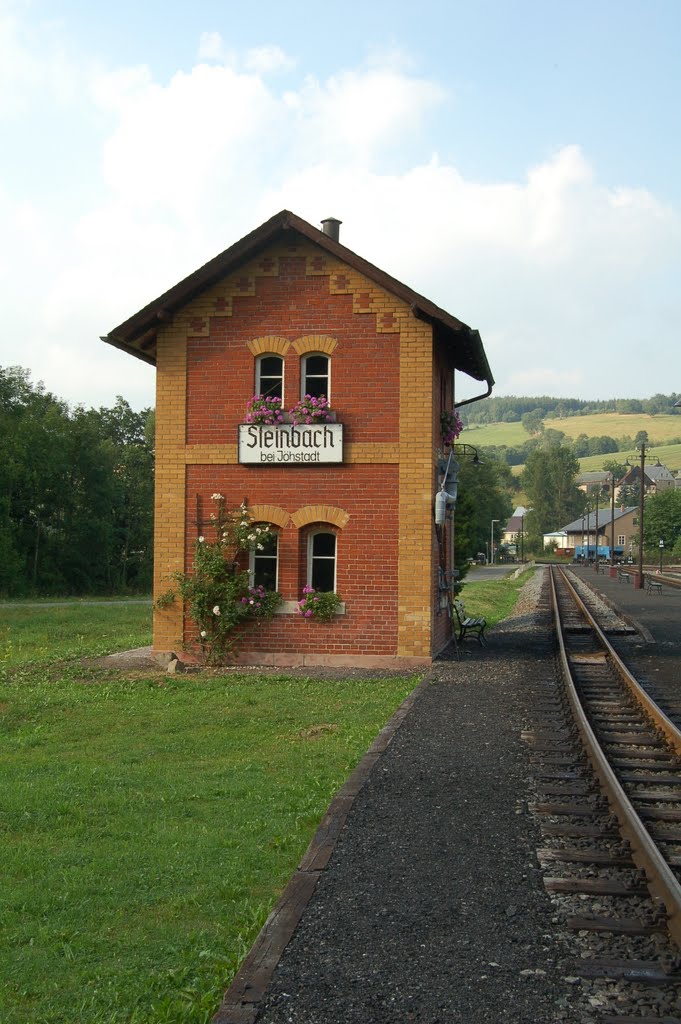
[636, 443, 646, 589]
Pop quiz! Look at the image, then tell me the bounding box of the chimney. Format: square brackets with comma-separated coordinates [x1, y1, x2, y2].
[321, 217, 342, 242]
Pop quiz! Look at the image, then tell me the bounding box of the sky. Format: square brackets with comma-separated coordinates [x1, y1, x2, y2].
[2, 0, 680, 411]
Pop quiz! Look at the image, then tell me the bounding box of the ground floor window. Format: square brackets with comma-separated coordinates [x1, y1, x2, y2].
[250, 532, 278, 590]
[308, 531, 336, 592]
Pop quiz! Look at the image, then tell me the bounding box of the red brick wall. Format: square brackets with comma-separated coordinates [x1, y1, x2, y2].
[181, 253, 405, 657]
[185, 464, 399, 655]
[186, 256, 399, 445]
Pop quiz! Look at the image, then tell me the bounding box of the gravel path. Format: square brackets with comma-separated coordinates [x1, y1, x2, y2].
[233, 568, 578, 1023]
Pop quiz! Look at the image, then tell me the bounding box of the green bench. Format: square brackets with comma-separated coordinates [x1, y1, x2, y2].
[453, 600, 487, 646]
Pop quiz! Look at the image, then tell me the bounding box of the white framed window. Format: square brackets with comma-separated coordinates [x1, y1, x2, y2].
[307, 530, 336, 592]
[617, 535, 625, 546]
[301, 353, 330, 401]
[250, 532, 279, 591]
[256, 354, 284, 401]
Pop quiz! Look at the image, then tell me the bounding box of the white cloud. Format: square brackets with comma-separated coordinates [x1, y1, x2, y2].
[244, 45, 295, 75]
[0, 8, 79, 116]
[197, 31, 224, 61]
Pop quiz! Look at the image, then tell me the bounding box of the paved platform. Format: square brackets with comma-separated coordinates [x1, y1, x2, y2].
[568, 563, 681, 662]
[214, 575, 573, 1024]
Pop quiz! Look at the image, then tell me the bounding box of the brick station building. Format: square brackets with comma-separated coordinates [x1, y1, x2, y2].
[103, 211, 493, 669]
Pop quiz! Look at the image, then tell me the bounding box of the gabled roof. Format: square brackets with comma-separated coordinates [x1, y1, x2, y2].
[560, 506, 637, 533]
[620, 462, 673, 485]
[646, 463, 674, 481]
[101, 210, 493, 384]
[576, 470, 611, 483]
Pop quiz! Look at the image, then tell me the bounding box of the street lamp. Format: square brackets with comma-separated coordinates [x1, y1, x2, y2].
[490, 520, 499, 564]
[659, 538, 665, 573]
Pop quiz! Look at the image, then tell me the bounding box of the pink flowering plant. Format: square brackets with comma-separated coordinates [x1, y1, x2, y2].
[244, 395, 285, 425]
[441, 409, 464, 447]
[297, 584, 342, 621]
[289, 394, 333, 425]
[162, 494, 281, 663]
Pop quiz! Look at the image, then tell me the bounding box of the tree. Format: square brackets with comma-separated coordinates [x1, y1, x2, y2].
[0, 367, 154, 596]
[521, 410, 545, 435]
[453, 452, 513, 573]
[642, 490, 681, 557]
[520, 444, 583, 546]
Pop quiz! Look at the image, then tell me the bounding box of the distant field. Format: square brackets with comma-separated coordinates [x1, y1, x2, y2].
[464, 412, 681, 449]
[577, 443, 681, 474]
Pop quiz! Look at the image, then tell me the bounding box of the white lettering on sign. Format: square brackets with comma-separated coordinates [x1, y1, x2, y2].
[238, 423, 343, 464]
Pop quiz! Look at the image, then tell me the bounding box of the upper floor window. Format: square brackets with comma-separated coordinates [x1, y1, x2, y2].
[250, 531, 279, 591]
[256, 355, 284, 401]
[302, 353, 330, 401]
[308, 530, 336, 592]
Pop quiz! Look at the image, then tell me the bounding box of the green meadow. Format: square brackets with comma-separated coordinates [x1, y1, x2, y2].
[0, 602, 418, 1024]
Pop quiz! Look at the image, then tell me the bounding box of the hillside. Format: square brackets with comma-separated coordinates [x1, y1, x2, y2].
[464, 411, 681, 490]
[464, 412, 681, 449]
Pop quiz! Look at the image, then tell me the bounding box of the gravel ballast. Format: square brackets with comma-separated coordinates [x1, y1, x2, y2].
[220, 570, 581, 1023]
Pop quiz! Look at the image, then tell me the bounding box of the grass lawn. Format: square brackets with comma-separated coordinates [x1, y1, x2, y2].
[0, 603, 418, 1024]
[459, 566, 536, 626]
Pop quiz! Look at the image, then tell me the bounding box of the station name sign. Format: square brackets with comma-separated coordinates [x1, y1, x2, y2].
[238, 423, 344, 464]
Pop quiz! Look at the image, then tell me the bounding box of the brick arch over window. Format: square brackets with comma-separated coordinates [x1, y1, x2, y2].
[247, 336, 291, 357]
[292, 335, 338, 356]
[248, 504, 290, 529]
[291, 505, 350, 530]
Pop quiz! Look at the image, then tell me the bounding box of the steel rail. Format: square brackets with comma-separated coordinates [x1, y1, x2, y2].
[558, 567, 681, 758]
[549, 565, 681, 947]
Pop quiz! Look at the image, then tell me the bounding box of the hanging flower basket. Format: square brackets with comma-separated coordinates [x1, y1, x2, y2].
[441, 409, 463, 447]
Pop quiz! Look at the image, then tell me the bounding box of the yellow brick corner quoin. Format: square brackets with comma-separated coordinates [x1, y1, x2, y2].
[397, 316, 434, 659]
[152, 324, 187, 653]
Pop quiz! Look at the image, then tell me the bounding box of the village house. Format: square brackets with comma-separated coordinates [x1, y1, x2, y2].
[575, 470, 611, 494]
[500, 506, 531, 559]
[615, 460, 676, 501]
[543, 507, 638, 561]
[103, 211, 493, 668]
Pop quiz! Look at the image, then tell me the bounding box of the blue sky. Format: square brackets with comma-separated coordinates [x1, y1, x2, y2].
[2, 0, 680, 409]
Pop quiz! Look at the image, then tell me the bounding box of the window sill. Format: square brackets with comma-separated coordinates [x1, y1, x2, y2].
[275, 600, 346, 616]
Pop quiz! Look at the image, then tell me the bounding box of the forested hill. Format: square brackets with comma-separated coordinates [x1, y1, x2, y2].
[463, 393, 681, 424]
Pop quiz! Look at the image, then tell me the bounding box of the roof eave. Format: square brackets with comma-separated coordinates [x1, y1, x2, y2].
[103, 210, 493, 383]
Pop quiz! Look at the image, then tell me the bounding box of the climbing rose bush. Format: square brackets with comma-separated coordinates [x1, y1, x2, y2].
[166, 494, 281, 663]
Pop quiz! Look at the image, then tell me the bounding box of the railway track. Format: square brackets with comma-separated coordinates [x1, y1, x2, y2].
[527, 565, 681, 1021]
